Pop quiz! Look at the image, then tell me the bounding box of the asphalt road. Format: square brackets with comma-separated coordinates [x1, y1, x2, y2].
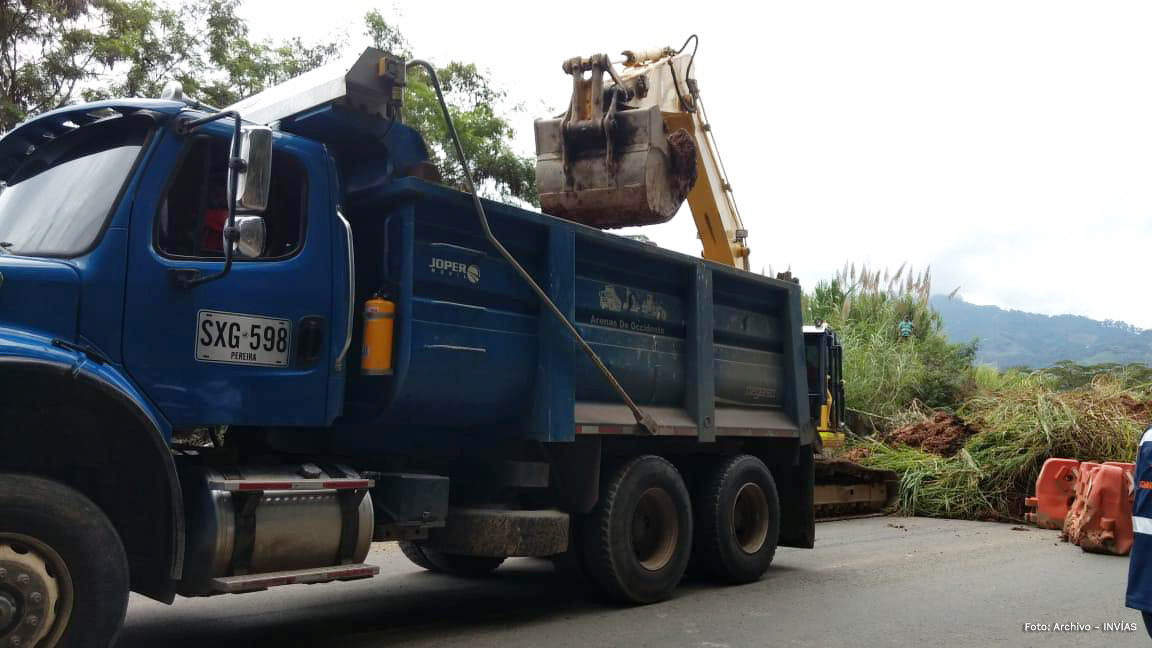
[118, 517, 1149, 647]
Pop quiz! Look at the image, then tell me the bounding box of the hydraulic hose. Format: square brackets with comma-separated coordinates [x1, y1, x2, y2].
[405, 59, 658, 436]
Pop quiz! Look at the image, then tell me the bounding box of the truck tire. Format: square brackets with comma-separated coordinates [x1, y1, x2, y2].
[692, 455, 780, 583]
[0, 474, 129, 648]
[582, 455, 692, 604]
[421, 549, 504, 577]
[397, 541, 441, 572]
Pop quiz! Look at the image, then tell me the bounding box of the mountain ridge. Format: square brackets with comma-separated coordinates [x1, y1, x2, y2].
[930, 296, 1152, 369]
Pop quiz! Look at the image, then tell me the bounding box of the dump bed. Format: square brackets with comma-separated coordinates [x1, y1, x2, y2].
[342, 178, 811, 444]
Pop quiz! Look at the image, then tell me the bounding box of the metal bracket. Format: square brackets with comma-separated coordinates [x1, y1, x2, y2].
[559, 54, 629, 184]
[229, 491, 262, 576]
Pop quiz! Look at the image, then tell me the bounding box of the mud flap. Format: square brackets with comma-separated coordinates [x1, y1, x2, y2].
[776, 447, 815, 549]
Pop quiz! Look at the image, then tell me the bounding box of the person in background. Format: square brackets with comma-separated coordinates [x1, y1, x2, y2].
[199, 182, 229, 255]
[1126, 425, 1152, 638]
[898, 317, 913, 339]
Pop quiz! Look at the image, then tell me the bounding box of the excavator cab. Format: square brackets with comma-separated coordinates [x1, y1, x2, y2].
[804, 325, 847, 448]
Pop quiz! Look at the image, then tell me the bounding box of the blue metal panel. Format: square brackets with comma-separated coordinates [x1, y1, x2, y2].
[337, 178, 809, 445]
[531, 227, 575, 442]
[325, 153, 351, 422]
[781, 284, 813, 442]
[73, 227, 130, 361]
[0, 257, 79, 341]
[270, 103, 430, 200]
[687, 265, 716, 441]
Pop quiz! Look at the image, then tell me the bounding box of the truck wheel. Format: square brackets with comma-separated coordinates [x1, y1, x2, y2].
[692, 455, 780, 583]
[582, 456, 692, 604]
[0, 474, 128, 648]
[397, 541, 441, 572]
[421, 549, 504, 577]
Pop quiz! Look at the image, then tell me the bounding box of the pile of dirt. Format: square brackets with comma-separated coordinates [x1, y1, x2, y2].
[1117, 394, 1152, 424]
[838, 446, 872, 462]
[886, 411, 977, 457]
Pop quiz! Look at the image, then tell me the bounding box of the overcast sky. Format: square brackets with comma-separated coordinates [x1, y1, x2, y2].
[241, 0, 1152, 328]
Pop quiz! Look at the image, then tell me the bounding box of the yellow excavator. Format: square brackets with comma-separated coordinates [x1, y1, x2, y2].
[534, 37, 896, 517]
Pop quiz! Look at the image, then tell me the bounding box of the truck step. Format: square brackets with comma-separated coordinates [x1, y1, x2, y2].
[210, 563, 379, 593]
[205, 477, 373, 492]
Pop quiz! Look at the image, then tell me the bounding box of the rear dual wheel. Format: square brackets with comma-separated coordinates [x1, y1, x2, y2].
[692, 455, 780, 583]
[573, 454, 777, 602]
[582, 456, 692, 604]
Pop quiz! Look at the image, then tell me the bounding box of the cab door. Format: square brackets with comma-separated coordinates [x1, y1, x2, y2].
[122, 122, 337, 427]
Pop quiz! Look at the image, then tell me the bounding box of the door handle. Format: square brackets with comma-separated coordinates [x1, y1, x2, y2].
[168, 267, 202, 287]
[296, 316, 326, 367]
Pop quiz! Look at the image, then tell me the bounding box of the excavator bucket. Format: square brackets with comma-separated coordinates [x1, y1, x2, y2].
[534, 54, 696, 229]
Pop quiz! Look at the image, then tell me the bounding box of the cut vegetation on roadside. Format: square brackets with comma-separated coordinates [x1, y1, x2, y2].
[805, 263, 1150, 522]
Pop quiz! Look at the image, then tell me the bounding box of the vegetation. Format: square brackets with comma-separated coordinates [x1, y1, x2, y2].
[805, 263, 977, 424]
[0, 1, 536, 203]
[854, 371, 1146, 520]
[808, 263, 1149, 522]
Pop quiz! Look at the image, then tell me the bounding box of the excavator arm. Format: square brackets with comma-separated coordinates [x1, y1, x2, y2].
[616, 48, 750, 270]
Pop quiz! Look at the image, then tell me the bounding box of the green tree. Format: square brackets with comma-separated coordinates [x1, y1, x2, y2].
[364, 10, 536, 204]
[1, 0, 107, 130]
[3, 2, 538, 205]
[82, 0, 341, 108]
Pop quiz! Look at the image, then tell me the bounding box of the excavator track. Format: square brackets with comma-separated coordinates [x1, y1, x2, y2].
[814, 455, 899, 520]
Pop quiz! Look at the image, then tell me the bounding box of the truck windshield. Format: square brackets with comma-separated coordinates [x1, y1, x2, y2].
[0, 114, 151, 257]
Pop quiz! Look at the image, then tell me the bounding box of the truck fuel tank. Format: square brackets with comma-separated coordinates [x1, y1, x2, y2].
[177, 463, 375, 596]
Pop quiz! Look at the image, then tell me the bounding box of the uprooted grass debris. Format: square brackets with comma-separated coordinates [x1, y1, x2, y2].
[841, 372, 1147, 521]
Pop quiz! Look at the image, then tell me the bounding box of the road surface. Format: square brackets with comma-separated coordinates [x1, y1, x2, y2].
[118, 517, 1148, 647]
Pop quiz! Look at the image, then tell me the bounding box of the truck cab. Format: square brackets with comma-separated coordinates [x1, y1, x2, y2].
[0, 99, 350, 424]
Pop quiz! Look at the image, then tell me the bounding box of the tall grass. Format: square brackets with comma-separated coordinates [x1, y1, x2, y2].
[805, 263, 976, 424]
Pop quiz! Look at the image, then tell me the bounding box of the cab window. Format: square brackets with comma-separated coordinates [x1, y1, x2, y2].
[0, 115, 151, 257]
[157, 136, 306, 259]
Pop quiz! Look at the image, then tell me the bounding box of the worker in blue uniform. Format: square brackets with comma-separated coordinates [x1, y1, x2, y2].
[1127, 426, 1152, 638]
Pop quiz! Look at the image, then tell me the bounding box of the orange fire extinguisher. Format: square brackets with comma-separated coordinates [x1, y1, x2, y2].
[361, 295, 394, 375]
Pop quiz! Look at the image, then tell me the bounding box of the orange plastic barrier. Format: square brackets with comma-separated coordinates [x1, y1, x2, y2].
[1025, 458, 1080, 529]
[1073, 463, 1134, 555]
[1103, 461, 1136, 473]
[1062, 462, 1100, 543]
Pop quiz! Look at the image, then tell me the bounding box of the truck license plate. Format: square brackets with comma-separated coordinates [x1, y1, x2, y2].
[196, 310, 291, 367]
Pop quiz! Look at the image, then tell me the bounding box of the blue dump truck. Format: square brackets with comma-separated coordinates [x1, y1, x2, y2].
[0, 49, 813, 646]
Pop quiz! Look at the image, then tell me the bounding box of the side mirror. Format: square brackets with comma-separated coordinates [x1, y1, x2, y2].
[230, 215, 267, 258]
[232, 126, 273, 212]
